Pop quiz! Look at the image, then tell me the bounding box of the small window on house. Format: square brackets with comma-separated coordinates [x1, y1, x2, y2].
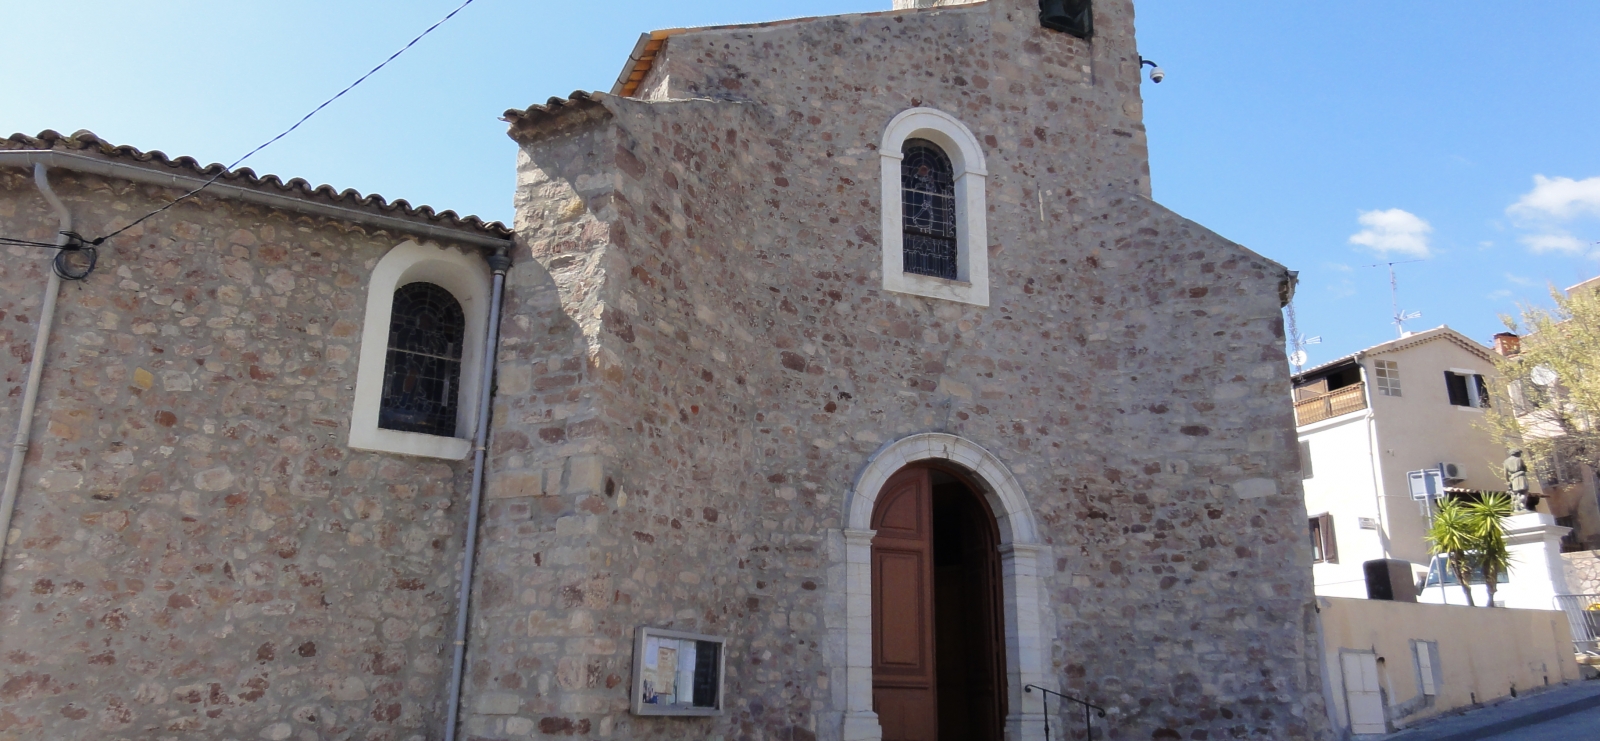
[1300, 440, 1314, 480]
[1373, 360, 1402, 397]
[1445, 371, 1490, 409]
[1309, 514, 1337, 564]
[380, 282, 466, 437]
[901, 140, 958, 280]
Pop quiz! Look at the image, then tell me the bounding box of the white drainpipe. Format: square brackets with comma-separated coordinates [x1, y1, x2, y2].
[0, 164, 71, 567]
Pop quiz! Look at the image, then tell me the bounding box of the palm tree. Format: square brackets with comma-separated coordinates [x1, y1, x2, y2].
[1426, 499, 1477, 606]
[1465, 493, 1516, 608]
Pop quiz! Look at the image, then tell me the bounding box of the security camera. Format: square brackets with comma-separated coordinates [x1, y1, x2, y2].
[1140, 57, 1165, 84]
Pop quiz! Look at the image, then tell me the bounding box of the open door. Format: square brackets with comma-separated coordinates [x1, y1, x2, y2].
[872, 468, 938, 741]
[871, 466, 1005, 741]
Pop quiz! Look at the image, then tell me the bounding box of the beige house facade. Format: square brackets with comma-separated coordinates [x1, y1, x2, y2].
[1294, 327, 1571, 609]
[1, 2, 1334, 740]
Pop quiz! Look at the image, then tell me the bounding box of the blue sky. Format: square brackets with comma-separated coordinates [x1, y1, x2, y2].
[4, 1, 1597, 366]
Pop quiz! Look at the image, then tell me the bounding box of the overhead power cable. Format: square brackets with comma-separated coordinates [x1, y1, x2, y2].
[83, 0, 479, 246]
[0, 235, 69, 250]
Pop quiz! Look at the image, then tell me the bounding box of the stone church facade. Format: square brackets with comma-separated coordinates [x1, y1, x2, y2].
[0, 1, 1330, 740]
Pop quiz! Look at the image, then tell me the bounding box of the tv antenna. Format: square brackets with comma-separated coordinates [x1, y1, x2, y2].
[1361, 259, 1426, 337]
[1284, 300, 1322, 374]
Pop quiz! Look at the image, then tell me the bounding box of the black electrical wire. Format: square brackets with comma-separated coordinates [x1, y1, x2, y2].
[85, 0, 480, 246]
[0, 235, 70, 250]
[52, 244, 97, 281]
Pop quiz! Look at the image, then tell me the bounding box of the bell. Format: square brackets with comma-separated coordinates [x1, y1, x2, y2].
[1039, 0, 1093, 40]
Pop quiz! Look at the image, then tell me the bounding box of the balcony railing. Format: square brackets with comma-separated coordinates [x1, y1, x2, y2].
[1294, 383, 1368, 426]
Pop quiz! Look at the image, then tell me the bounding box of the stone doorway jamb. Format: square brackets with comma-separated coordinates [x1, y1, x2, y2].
[839, 432, 1053, 741]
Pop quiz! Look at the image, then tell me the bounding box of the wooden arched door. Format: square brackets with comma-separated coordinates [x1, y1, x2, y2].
[871, 466, 1005, 741]
[871, 468, 939, 740]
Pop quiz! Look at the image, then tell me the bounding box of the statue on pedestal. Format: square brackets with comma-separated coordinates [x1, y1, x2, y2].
[1503, 448, 1541, 512]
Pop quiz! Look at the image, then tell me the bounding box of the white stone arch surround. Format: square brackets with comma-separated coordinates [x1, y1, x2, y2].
[839, 433, 1053, 741]
[348, 240, 491, 460]
[879, 107, 990, 307]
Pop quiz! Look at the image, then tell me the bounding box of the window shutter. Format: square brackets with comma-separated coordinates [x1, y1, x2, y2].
[1445, 372, 1470, 406]
[1413, 641, 1440, 696]
[1300, 440, 1313, 480]
[1320, 514, 1338, 564]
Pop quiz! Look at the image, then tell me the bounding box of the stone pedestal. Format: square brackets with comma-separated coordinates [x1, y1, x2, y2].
[1503, 512, 1573, 609]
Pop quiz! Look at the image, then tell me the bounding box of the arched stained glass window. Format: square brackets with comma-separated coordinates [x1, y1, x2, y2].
[379, 282, 466, 437]
[901, 139, 958, 280]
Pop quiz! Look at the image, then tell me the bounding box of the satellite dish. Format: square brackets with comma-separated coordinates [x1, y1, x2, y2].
[1288, 351, 1309, 367]
[1531, 365, 1558, 387]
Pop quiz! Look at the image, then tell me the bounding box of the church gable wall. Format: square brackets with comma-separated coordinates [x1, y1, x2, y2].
[0, 168, 474, 740]
[641, 0, 1152, 198]
[488, 19, 1328, 734]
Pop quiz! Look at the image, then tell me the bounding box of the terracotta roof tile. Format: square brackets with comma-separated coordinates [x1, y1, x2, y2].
[1, 129, 511, 239]
[501, 91, 610, 142]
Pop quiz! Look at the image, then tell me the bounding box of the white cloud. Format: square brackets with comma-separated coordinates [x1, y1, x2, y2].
[1489, 289, 1513, 300]
[1520, 231, 1587, 255]
[1505, 273, 1537, 287]
[1508, 175, 1600, 257]
[1508, 175, 1600, 221]
[1349, 208, 1433, 258]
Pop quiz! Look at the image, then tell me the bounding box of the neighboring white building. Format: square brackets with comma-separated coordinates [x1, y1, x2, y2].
[1293, 326, 1571, 609]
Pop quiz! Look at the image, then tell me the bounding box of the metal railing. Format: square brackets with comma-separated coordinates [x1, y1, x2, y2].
[1294, 383, 1368, 426]
[1025, 684, 1106, 741]
[1555, 594, 1600, 653]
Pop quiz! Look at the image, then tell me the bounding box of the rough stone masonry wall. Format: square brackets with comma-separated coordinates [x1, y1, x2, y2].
[460, 119, 649, 741]
[475, 0, 1331, 738]
[1565, 550, 1600, 595]
[480, 98, 834, 741]
[637, 0, 1153, 199]
[0, 166, 473, 741]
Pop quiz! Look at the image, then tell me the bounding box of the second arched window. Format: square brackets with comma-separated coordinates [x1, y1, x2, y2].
[380, 282, 466, 437]
[900, 139, 958, 280]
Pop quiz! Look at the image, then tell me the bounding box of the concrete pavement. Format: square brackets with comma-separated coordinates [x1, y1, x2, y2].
[1379, 680, 1600, 741]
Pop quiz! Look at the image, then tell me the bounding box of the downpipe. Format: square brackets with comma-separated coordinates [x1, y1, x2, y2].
[0, 164, 70, 568]
[443, 246, 511, 741]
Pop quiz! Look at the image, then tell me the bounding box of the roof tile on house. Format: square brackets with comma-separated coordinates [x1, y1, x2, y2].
[501, 91, 610, 142]
[1, 129, 511, 239]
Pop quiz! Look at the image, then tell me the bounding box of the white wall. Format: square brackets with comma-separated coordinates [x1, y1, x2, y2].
[1301, 411, 1385, 599]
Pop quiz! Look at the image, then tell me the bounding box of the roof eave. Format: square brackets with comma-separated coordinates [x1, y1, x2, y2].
[0, 149, 512, 250]
[501, 91, 611, 144]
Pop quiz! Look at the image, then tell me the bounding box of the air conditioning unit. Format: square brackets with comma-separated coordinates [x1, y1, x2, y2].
[1438, 462, 1466, 484]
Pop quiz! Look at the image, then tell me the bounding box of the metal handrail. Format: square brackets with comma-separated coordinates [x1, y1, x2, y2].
[1554, 594, 1600, 653]
[1025, 684, 1107, 741]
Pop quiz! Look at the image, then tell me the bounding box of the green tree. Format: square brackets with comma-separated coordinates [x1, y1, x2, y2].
[1426, 498, 1478, 607]
[1465, 493, 1515, 608]
[1485, 284, 1600, 486]
[1425, 494, 1517, 607]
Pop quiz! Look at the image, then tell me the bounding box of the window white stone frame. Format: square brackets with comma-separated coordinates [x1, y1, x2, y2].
[879, 107, 990, 306]
[836, 433, 1052, 741]
[349, 240, 492, 460]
